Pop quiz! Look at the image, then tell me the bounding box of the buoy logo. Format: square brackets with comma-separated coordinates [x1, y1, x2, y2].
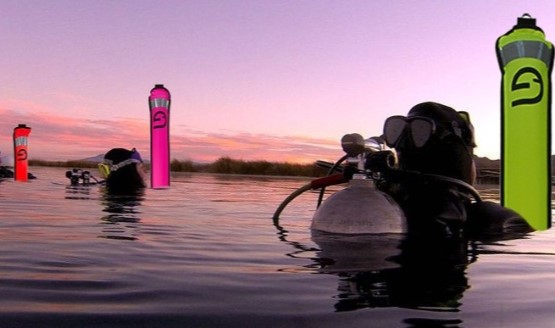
[152, 110, 167, 129]
[511, 67, 543, 107]
[16, 148, 27, 161]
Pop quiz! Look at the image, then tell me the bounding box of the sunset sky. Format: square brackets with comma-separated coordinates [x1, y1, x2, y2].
[1, 1, 555, 163]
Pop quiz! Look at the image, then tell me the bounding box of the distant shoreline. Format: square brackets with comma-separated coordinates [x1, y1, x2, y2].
[26, 155, 507, 181]
[29, 157, 327, 178]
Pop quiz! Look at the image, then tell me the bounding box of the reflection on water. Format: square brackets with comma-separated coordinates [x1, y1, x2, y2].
[64, 184, 92, 200]
[275, 212, 534, 327]
[64, 182, 145, 241]
[282, 228, 471, 314]
[99, 187, 145, 241]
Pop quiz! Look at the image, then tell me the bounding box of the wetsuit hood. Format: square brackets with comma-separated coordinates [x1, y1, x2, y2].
[396, 102, 476, 184]
[103, 148, 146, 191]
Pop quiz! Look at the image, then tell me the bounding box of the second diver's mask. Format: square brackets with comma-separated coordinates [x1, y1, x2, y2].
[98, 148, 144, 179]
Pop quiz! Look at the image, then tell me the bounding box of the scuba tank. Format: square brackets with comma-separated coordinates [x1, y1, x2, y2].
[273, 133, 407, 235]
[311, 135, 406, 234]
[311, 175, 406, 234]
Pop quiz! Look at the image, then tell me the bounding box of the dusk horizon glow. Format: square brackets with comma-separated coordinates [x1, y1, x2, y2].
[2, 1, 555, 164]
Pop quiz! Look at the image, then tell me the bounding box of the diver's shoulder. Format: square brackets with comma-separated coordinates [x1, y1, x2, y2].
[467, 201, 533, 237]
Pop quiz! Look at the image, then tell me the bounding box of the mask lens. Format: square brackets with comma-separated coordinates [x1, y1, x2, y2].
[410, 119, 434, 147]
[384, 117, 407, 147]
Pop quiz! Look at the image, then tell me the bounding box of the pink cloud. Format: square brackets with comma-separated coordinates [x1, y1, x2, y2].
[0, 106, 343, 163]
[171, 131, 342, 163]
[0, 107, 149, 160]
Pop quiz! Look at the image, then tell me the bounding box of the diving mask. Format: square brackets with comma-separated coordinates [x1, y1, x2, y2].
[383, 115, 473, 149]
[98, 148, 144, 178]
[384, 116, 439, 148]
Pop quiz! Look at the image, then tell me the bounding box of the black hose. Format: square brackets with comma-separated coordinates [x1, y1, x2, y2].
[386, 169, 482, 202]
[273, 173, 348, 225]
[272, 183, 313, 225]
[273, 158, 483, 229]
[316, 154, 349, 208]
[421, 172, 482, 202]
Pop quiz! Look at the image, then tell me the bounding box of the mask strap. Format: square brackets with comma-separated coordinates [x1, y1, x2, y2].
[110, 158, 142, 172]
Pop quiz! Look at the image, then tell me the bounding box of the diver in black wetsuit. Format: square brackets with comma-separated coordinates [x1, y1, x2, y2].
[100, 148, 147, 192]
[97, 148, 146, 240]
[0, 166, 13, 178]
[379, 101, 532, 239]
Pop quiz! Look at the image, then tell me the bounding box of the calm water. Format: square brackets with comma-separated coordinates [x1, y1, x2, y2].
[1, 167, 555, 327]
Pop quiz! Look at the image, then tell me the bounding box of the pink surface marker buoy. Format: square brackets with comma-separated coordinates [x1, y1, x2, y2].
[149, 84, 171, 188]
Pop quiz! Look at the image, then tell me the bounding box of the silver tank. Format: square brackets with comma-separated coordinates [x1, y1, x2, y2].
[311, 177, 407, 234]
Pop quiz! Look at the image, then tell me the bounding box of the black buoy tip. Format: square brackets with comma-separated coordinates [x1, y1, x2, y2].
[17, 124, 27, 128]
[154, 84, 165, 88]
[517, 13, 536, 28]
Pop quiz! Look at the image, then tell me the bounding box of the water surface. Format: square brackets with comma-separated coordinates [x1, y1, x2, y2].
[1, 167, 554, 327]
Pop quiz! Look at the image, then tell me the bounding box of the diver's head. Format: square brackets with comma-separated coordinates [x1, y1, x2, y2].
[100, 148, 147, 191]
[383, 102, 476, 184]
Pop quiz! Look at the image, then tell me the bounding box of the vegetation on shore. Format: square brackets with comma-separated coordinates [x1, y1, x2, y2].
[29, 155, 505, 179]
[29, 157, 328, 177]
[30, 159, 98, 169]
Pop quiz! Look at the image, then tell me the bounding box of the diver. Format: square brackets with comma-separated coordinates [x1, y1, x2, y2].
[99, 148, 147, 192]
[0, 166, 13, 179]
[0, 150, 36, 180]
[379, 101, 532, 239]
[94, 147, 146, 240]
[65, 168, 97, 186]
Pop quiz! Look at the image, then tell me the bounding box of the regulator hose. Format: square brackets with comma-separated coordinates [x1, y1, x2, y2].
[316, 154, 349, 208]
[272, 173, 347, 223]
[385, 169, 482, 202]
[273, 159, 483, 227]
[421, 172, 482, 202]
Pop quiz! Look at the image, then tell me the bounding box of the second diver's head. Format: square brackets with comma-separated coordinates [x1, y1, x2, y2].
[383, 102, 476, 184]
[100, 148, 147, 191]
